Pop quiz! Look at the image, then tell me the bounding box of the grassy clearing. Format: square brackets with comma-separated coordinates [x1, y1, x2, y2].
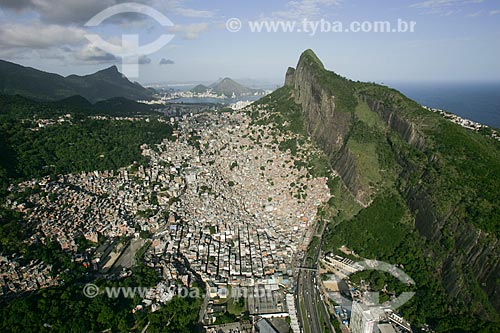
[347, 140, 382, 188]
[354, 99, 384, 129]
[227, 297, 245, 316]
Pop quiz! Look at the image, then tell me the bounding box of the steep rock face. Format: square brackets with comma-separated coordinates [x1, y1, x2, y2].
[364, 97, 426, 151]
[284, 50, 500, 317]
[364, 94, 500, 318]
[447, 223, 500, 315]
[426, 198, 500, 317]
[286, 57, 350, 154]
[364, 95, 500, 317]
[285, 52, 370, 204]
[285, 67, 295, 86]
[332, 146, 369, 204]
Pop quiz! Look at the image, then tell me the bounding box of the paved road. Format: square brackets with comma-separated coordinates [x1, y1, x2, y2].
[198, 285, 210, 323]
[298, 269, 322, 333]
[296, 228, 335, 333]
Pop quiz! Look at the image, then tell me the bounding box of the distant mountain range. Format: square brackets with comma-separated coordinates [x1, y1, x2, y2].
[190, 78, 264, 97]
[0, 59, 154, 103]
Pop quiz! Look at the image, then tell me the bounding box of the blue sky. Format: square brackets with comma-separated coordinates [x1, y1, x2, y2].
[0, 0, 499, 85]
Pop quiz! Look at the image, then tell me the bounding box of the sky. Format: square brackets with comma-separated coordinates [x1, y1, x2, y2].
[0, 0, 499, 85]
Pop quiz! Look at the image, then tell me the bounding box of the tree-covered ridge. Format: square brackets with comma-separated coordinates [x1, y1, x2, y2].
[3, 119, 172, 179]
[0, 94, 175, 256]
[258, 54, 500, 331]
[0, 94, 174, 194]
[354, 83, 500, 236]
[0, 94, 158, 119]
[292, 65, 500, 238]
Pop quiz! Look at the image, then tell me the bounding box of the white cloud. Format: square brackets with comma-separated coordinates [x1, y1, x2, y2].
[0, 46, 36, 59]
[0, 0, 120, 24]
[0, 23, 86, 49]
[36, 49, 68, 60]
[410, 0, 484, 15]
[76, 43, 157, 66]
[168, 23, 209, 40]
[151, 0, 215, 18]
[0, 0, 215, 24]
[76, 44, 118, 63]
[173, 7, 214, 18]
[490, 10, 500, 15]
[270, 0, 341, 20]
[411, 0, 483, 8]
[0, 0, 33, 11]
[467, 10, 483, 17]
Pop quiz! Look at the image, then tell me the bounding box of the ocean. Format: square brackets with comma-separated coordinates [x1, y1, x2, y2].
[388, 82, 500, 129]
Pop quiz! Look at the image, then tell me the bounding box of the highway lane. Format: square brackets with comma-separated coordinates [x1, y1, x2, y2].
[296, 228, 335, 333]
[298, 269, 322, 333]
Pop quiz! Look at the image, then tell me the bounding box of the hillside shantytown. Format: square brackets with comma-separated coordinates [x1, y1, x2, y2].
[2, 49, 500, 332]
[1, 0, 500, 330]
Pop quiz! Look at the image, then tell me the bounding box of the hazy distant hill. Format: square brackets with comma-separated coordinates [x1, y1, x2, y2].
[0, 59, 153, 102]
[188, 78, 267, 98]
[191, 84, 210, 94]
[210, 78, 254, 97]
